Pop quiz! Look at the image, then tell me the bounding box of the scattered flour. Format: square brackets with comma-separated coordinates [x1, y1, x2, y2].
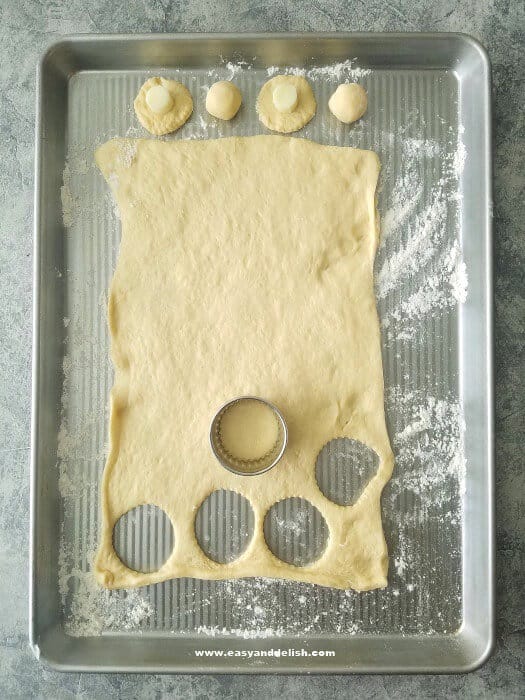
[452, 125, 467, 177]
[376, 197, 448, 300]
[448, 244, 468, 303]
[266, 58, 371, 81]
[60, 547, 153, 637]
[196, 625, 284, 640]
[216, 57, 254, 80]
[381, 241, 468, 341]
[395, 556, 407, 578]
[375, 122, 468, 343]
[115, 139, 137, 169]
[388, 388, 466, 506]
[58, 334, 153, 637]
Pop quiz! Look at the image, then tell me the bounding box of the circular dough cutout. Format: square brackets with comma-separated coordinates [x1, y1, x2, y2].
[206, 81, 242, 120]
[113, 504, 174, 573]
[134, 77, 193, 136]
[328, 83, 368, 124]
[315, 438, 379, 506]
[256, 75, 316, 133]
[195, 490, 255, 564]
[263, 497, 328, 566]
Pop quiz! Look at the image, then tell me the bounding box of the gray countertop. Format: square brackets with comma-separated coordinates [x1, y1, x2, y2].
[1, 1, 523, 698]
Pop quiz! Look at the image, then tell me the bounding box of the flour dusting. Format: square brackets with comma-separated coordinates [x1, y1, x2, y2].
[60, 548, 153, 637]
[375, 121, 468, 343]
[58, 329, 153, 636]
[267, 58, 371, 81]
[388, 387, 466, 505]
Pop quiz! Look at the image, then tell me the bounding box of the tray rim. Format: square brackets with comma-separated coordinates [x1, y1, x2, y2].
[30, 31, 494, 675]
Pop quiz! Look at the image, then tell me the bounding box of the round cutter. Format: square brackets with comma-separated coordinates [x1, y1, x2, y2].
[209, 396, 288, 476]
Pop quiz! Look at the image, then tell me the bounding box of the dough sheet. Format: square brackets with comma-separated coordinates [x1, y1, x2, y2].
[94, 135, 394, 591]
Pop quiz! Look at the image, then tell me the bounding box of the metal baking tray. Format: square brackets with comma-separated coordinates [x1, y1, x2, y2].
[30, 33, 493, 673]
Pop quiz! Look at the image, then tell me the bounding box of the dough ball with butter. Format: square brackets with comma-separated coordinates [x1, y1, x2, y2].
[134, 77, 193, 136]
[328, 83, 368, 125]
[206, 81, 242, 120]
[256, 75, 316, 133]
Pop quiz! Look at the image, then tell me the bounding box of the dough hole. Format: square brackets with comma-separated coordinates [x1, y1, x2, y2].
[315, 438, 379, 506]
[195, 490, 255, 564]
[113, 504, 174, 573]
[264, 498, 328, 567]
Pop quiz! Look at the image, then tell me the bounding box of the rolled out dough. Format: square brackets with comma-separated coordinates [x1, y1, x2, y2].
[94, 135, 394, 591]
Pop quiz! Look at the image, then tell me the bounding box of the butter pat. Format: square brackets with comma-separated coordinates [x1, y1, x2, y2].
[145, 85, 174, 115]
[272, 83, 298, 114]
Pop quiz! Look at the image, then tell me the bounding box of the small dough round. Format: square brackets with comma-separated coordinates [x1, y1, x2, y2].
[206, 81, 242, 120]
[328, 83, 368, 124]
[256, 75, 316, 133]
[134, 77, 193, 136]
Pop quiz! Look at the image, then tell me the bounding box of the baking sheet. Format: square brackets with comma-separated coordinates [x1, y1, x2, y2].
[30, 33, 493, 673]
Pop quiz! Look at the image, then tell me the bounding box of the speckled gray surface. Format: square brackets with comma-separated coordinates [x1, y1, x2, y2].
[0, 0, 523, 698]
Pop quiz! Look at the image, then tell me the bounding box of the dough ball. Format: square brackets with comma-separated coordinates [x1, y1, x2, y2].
[206, 81, 242, 120]
[134, 77, 193, 136]
[328, 83, 368, 124]
[256, 75, 316, 133]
